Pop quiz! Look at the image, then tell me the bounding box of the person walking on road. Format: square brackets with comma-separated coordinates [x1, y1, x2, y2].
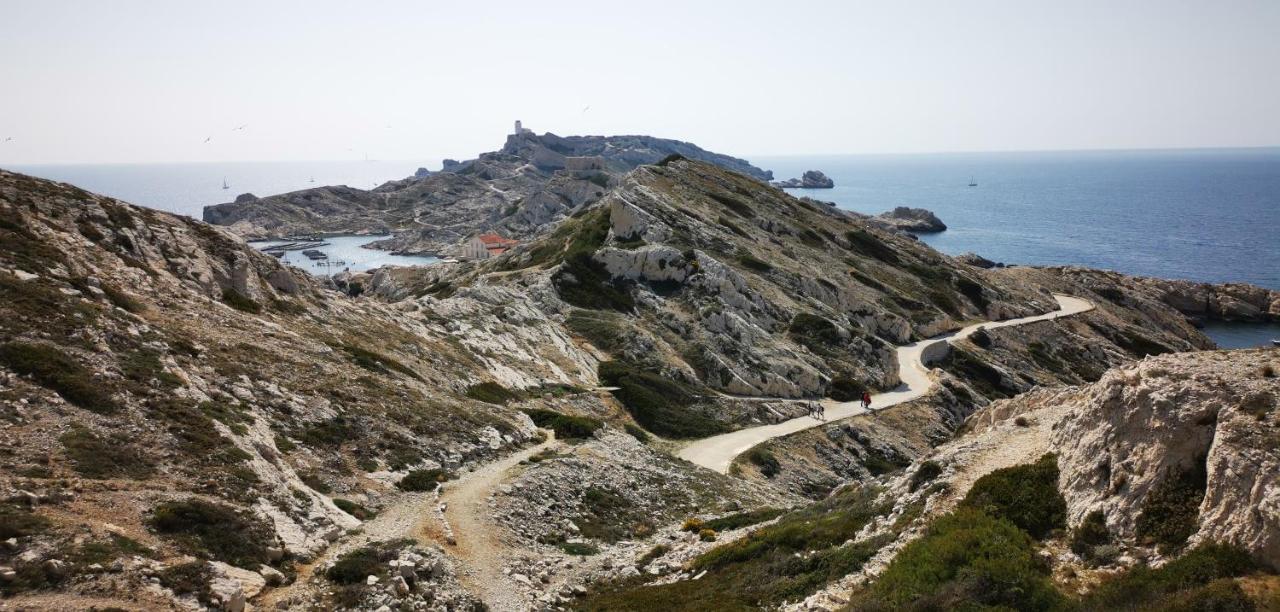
[861, 391, 872, 412]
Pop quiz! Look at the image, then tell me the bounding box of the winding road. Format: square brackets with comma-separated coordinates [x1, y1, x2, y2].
[676, 294, 1094, 474]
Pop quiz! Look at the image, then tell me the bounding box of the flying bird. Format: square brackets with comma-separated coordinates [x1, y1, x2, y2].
[582, 105, 591, 114]
[232, 124, 247, 131]
[203, 136, 212, 143]
[3, 137, 11, 143]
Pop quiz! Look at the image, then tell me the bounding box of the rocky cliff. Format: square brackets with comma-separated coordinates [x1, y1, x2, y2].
[202, 132, 773, 256]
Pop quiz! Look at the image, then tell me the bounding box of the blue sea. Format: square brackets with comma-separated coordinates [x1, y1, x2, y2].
[8, 149, 1280, 346]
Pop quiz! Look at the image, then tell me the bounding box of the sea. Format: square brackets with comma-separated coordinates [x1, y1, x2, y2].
[8, 148, 1280, 347]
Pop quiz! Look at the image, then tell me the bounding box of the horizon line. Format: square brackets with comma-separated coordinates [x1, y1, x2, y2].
[4, 143, 1279, 168]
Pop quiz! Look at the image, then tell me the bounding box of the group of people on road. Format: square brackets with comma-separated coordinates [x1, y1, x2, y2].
[807, 391, 874, 421]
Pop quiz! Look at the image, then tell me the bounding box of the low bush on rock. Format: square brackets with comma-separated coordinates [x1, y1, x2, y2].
[0, 503, 50, 540]
[863, 507, 1063, 611]
[397, 468, 447, 492]
[523, 408, 601, 440]
[703, 508, 785, 532]
[565, 309, 630, 354]
[908, 461, 943, 492]
[148, 499, 272, 568]
[326, 540, 413, 584]
[553, 253, 635, 312]
[220, 288, 261, 314]
[598, 360, 726, 439]
[0, 341, 119, 413]
[157, 561, 214, 605]
[745, 447, 781, 478]
[579, 486, 889, 610]
[959, 453, 1066, 540]
[1135, 459, 1207, 552]
[1080, 544, 1256, 610]
[60, 424, 154, 479]
[465, 381, 520, 405]
[333, 498, 375, 520]
[1070, 510, 1113, 561]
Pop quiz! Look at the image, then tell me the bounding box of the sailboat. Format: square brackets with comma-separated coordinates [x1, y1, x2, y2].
[967, 177, 978, 187]
[309, 176, 315, 183]
[222, 177, 229, 190]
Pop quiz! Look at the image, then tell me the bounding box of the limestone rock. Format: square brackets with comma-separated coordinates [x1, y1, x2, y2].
[872, 207, 947, 233]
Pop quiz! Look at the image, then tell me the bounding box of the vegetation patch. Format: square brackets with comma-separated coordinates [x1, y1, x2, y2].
[788, 312, 845, 355]
[1080, 544, 1256, 610]
[157, 561, 214, 605]
[745, 447, 781, 478]
[326, 540, 413, 584]
[623, 423, 650, 443]
[829, 377, 863, 402]
[844, 229, 899, 264]
[465, 381, 520, 405]
[598, 360, 726, 439]
[332, 498, 375, 520]
[523, 408, 602, 440]
[297, 416, 360, 448]
[908, 460, 943, 492]
[702, 508, 785, 532]
[1135, 459, 1207, 552]
[565, 309, 630, 354]
[397, 468, 447, 492]
[580, 486, 889, 610]
[1070, 510, 1113, 563]
[148, 499, 272, 568]
[0, 503, 50, 540]
[862, 507, 1062, 611]
[708, 192, 755, 218]
[337, 343, 421, 381]
[220, 287, 261, 314]
[575, 486, 653, 542]
[60, 424, 155, 479]
[0, 341, 119, 413]
[553, 253, 635, 312]
[717, 216, 749, 237]
[736, 253, 772, 273]
[959, 453, 1066, 539]
[560, 541, 600, 556]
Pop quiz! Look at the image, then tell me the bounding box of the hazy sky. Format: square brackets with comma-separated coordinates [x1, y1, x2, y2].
[2, 0, 1278, 165]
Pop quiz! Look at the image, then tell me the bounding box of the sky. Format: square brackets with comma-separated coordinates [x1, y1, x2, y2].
[1, 0, 1278, 165]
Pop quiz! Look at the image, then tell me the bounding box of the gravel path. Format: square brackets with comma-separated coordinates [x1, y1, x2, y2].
[677, 295, 1094, 473]
[433, 432, 561, 611]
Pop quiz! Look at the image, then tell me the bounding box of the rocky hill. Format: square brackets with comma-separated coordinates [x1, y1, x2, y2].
[6, 155, 1279, 611]
[202, 131, 773, 256]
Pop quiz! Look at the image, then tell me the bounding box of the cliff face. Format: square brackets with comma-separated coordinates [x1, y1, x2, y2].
[201, 132, 773, 255]
[1049, 350, 1280, 563]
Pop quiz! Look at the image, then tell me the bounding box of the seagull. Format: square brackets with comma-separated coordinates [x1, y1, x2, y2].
[203, 136, 212, 143]
[2, 137, 11, 143]
[582, 105, 590, 114]
[232, 124, 247, 131]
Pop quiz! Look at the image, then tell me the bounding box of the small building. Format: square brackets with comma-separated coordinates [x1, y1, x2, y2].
[465, 232, 519, 260]
[513, 120, 533, 136]
[564, 156, 606, 172]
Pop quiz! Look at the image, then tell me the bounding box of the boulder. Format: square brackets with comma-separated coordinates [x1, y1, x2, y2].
[233, 193, 257, 204]
[772, 170, 834, 189]
[872, 207, 947, 233]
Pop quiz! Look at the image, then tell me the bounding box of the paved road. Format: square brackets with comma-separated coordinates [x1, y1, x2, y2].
[676, 294, 1095, 474]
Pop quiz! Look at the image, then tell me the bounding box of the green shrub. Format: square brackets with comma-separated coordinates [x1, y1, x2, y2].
[0, 342, 119, 413]
[297, 416, 359, 448]
[332, 498, 375, 520]
[1136, 460, 1207, 552]
[60, 425, 154, 479]
[157, 561, 213, 604]
[560, 541, 600, 556]
[465, 381, 520, 405]
[221, 288, 261, 314]
[737, 253, 772, 273]
[523, 408, 602, 440]
[338, 343, 421, 381]
[148, 499, 272, 567]
[637, 544, 670, 568]
[624, 423, 651, 443]
[1070, 510, 1112, 558]
[703, 508, 785, 532]
[553, 253, 635, 312]
[598, 360, 726, 439]
[829, 377, 863, 402]
[0, 504, 50, 540]
[397, 468, 446, 492]
[565, 309, 629, 354]
[788, 312, 845, 355]
[699, 528, 717, 542]
[746, 447, 781, 478]
[1081, 544, 1256, 610]
[717, 216, 749, 237]
[955, 276, 989, 310]
[100, 284, 144, 313]
[844, 229, 899, 264]
[959, 453, 1066, 540]
[909, 461, 943, 492]
[869, 508, 1062, 611]
[325, 542, 408, 584]
[709, 192, 755, 218]
[655, 153, 684, 166]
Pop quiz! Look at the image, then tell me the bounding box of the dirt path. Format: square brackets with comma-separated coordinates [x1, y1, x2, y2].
[431, 432, 561, 611]
[677, 294, 1094, 473]
[255, 433, 557, 610]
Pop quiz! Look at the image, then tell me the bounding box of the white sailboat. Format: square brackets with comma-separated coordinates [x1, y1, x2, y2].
[222, 177, 230, 190]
